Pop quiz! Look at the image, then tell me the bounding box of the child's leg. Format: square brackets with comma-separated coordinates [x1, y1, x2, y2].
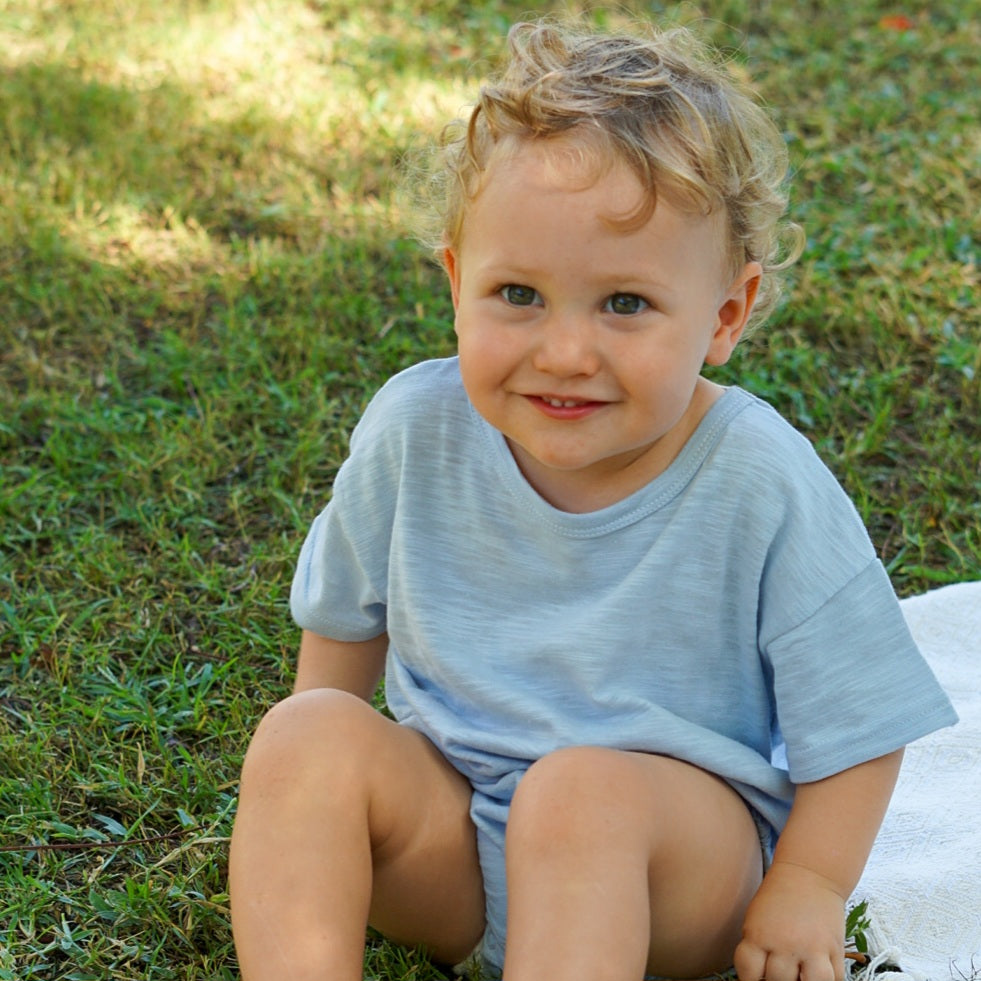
[229, 688, 485, 981]
[502, 747, 763, 981]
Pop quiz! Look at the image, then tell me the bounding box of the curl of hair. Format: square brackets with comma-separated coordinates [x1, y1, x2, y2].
[416, 19, 804, 330]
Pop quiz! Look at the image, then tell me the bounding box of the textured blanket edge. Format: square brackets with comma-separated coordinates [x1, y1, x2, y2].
[851, 581, 981, 981]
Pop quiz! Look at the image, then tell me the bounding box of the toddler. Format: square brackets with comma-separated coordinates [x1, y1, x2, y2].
[229, 18, 957, 981]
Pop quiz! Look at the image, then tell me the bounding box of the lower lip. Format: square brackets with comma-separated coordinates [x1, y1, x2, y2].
[527, 396, 606, 420]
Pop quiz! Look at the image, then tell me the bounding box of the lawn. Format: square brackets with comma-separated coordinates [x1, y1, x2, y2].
[0, 0, 978, 978]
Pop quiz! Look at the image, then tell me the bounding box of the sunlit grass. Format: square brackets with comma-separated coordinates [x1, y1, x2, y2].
[1, 0, 978, 977]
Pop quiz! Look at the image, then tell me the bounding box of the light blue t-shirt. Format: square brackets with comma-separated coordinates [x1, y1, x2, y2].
[291, 356, 957, 972]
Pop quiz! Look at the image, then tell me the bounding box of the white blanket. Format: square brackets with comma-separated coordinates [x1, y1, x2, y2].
[851, 581, 981, 981]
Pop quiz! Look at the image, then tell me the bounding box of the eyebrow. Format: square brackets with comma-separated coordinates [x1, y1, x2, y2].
[476, 259, 674, 294]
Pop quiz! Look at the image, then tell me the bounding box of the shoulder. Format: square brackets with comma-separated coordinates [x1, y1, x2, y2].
[708, 390, 879, 632]
[717, 389, 824, 469]
[371, 357, 465, 408]
[702, 387, 875, 567]
[349, 357, 469, 453]
[307, 359, 471, 560]
[707, 389, 851, 507]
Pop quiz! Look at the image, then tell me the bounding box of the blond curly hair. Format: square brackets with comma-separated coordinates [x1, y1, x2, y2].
[422, 18, 803, 329]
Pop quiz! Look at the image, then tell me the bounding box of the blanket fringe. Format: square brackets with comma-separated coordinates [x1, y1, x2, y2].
[853, 945, 914, 981]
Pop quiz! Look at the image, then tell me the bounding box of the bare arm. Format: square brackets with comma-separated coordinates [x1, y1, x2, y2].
[772, 747, 903, 896]
[735, 748, 904, 981]
[292, 628, 388, 701]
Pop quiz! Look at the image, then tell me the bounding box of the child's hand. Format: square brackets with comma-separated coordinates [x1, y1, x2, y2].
[733, 860, 847, 981]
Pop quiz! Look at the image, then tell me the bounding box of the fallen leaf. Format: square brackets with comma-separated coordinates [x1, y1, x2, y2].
[878, 14, 915, 30]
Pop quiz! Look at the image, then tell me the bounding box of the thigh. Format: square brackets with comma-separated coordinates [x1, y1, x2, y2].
[236, 689, 485, 964]
[505, 747, 762, 979]
[631, 752, 764, 977]
[359, 704, 487, 961]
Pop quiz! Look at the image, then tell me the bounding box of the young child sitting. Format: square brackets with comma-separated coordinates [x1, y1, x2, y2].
[229, 18, 957, 981]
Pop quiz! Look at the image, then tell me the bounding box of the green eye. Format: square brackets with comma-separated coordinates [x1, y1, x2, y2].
[501, 284, 538, 306]
[606, 293, 647, 315]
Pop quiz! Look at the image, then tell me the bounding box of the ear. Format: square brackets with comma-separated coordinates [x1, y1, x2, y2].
[705, 262, 762, 367]
[443, 247, 461, 313]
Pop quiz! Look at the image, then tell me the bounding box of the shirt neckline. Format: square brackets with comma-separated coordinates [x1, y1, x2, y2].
[472, 385, 753, 538]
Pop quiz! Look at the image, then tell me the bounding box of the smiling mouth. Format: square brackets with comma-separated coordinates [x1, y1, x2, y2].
[527, 394, 606, 419]
[542, 396, 590, 408]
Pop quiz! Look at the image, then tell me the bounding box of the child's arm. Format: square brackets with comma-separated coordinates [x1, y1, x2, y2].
[735, 748, 904, 981]
[293, 628, 388, 700]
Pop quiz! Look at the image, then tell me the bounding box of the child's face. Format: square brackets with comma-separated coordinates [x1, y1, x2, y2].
[444, 136, 760, 512]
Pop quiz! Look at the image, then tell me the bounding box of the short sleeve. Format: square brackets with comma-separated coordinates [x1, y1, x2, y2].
[767, 559, 959, 782]
[290, 496, 389, 641]
[289, 389, 402, 641]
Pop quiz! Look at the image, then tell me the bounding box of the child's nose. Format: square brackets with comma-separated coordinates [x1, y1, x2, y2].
[531, 315, 601, 377]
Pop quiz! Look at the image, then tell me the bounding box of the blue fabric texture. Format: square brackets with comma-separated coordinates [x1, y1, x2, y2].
[291, 356, 957, 974]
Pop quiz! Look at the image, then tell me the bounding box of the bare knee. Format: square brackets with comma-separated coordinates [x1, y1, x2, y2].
[515, 745, 623, 798]
[239, 688, 379, 800]
[508, 746, 632, 851]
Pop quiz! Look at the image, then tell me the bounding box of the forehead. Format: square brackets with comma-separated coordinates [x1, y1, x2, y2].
[469, 134, 725, 244]
[456, 132, 736, 282]
[480, 135, 636, 209]
[457, 135, 730, 288]
[478, 132, 630, 205]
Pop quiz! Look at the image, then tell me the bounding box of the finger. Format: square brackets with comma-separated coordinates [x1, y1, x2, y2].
[763, 951, 803, 981]
[799, 951, 843, 981]
[732, 938, 768, 981]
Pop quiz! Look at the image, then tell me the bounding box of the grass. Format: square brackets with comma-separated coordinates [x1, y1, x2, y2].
[0, 0, 978, 977]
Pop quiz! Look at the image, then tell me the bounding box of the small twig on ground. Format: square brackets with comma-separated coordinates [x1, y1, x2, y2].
[0, 829, 192, 854]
